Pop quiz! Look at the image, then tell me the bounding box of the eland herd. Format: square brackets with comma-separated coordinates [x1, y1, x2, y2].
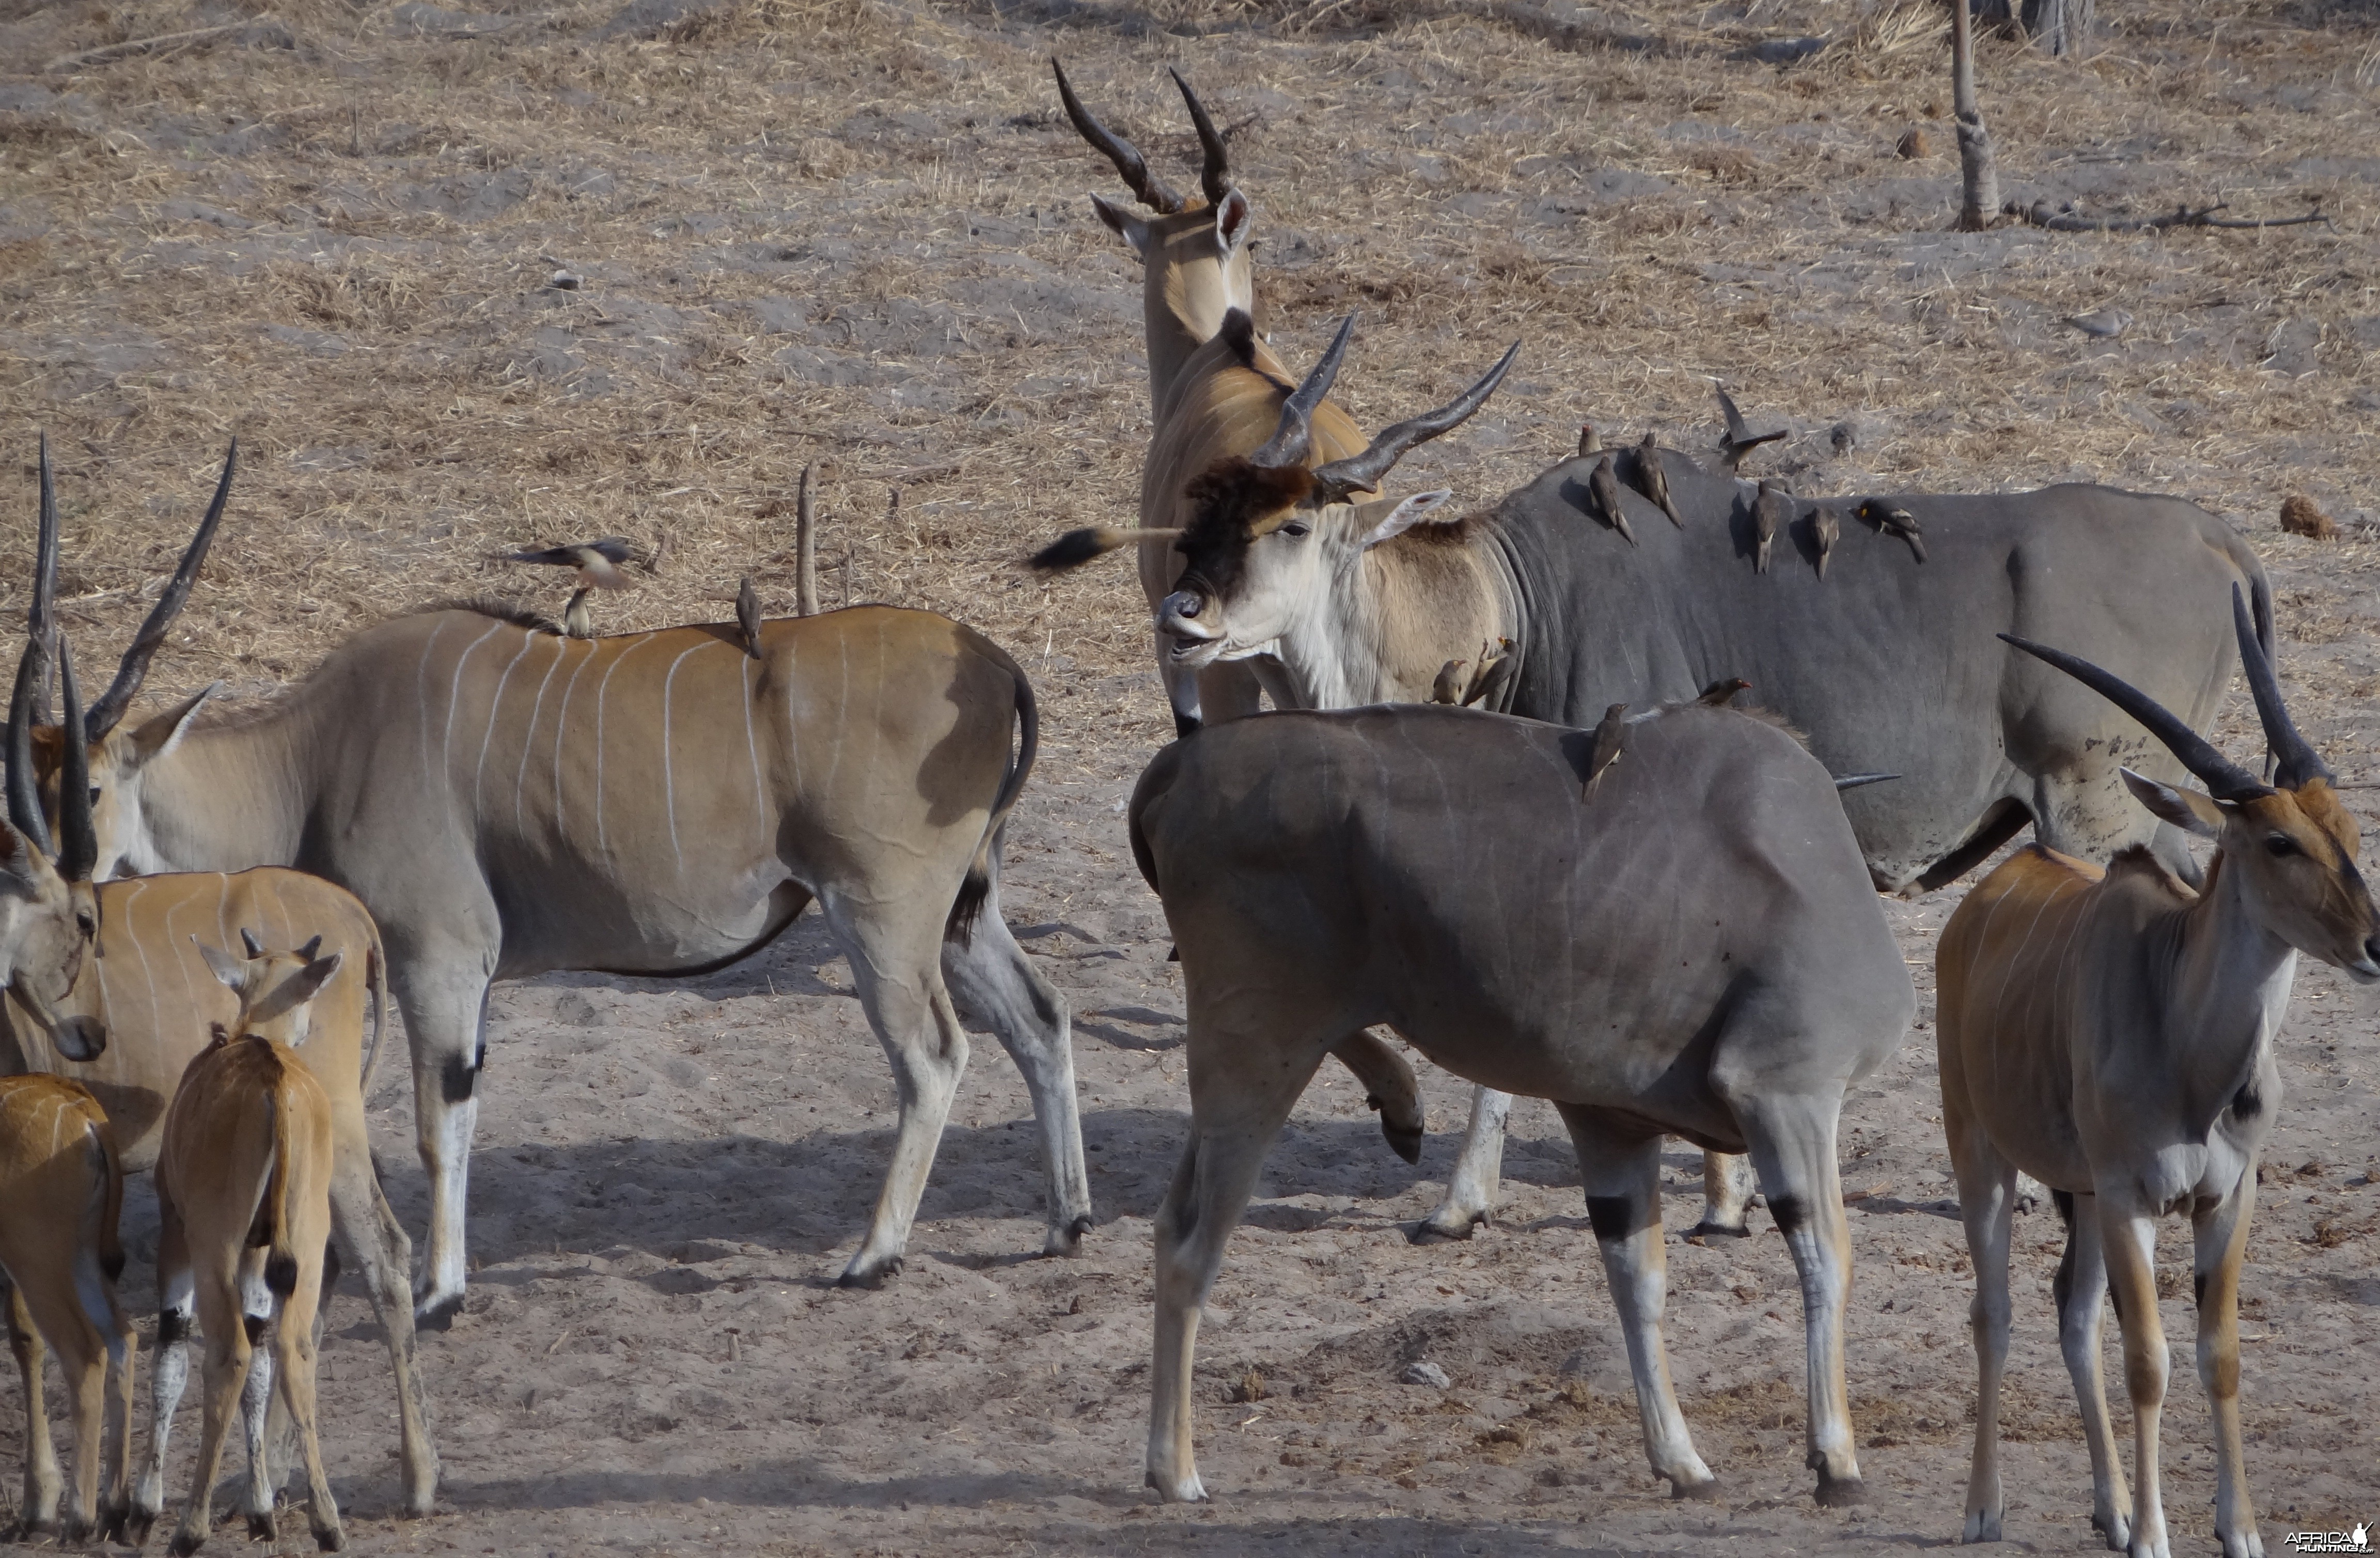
[0, 57, 2365, 1558]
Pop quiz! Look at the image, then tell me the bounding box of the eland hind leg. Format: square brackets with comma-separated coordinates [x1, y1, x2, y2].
[325, 1148, 438, 1515]
[1552, 1107, 1717, 1499]
[826, 894, 974, 1287]
[940, 859, 1093, 1256]
[6, 1285, 64, 1538]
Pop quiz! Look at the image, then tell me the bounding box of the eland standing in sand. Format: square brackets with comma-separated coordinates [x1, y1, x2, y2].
[1129, 700, 1915, 1506]
[1938, 587, 2378, 1558]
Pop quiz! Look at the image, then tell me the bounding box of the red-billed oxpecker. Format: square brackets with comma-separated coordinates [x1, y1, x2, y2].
[1129, 700, 1915, 1507]
[1938, 586, 2379, 1558]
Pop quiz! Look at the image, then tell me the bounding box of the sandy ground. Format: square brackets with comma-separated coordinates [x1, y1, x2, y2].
[2, 0, 2378, 1551]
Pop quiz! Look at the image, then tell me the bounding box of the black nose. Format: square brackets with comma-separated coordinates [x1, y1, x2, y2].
[1176, 597, 1201, 619]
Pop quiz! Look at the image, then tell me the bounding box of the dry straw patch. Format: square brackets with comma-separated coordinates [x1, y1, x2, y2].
[0, 0, 2371, 772]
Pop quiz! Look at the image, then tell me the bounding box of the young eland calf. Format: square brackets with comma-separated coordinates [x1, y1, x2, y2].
[1939, 587, 2379, 1558]
[1129, 701, 1915, 1505]
[140, 939, 349, 1555]
[0, 1074, 134, 1543]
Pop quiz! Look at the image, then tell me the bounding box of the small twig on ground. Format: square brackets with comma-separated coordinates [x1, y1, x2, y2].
[2005, 199, 2334, 232]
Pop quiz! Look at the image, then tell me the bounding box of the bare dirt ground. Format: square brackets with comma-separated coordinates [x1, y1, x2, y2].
[2, 0, 2377, 1551]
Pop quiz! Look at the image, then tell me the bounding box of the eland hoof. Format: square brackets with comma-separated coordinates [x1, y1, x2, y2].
[1145, 1468, 1209, 1504]
[1045, 1213, 1095, 1257]
[168, 1528, 207, 1557]
[248, 1511, 279, 1540]
[1687, 1218, 1751, 1241]
[838, 1254, 903, 1289]
[1962, 1507, 2005, 1543]
[1814, 1471, 1868, 1508]
[1407, 1211, 1482, 1244]
[1669, 1474, 1724, 1502]
[2091, 1510, 2132, 1551]
[312, 1519, 345, 1552]
[414, 1291, 465, 1331]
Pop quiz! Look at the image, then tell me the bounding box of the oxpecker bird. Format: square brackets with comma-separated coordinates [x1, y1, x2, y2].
[496, 536, 634, 639]
[1583, 703, 1629, 799]
[735, 575, 764, 659]
[1577, 423, 1601, 457]
[1634, 432, 1685, 528]
[1465, 638, 1515, 708]
[1431, 658, 1470, 705]
[1753, 481, 1787, 574]
[1861, 499, 1928, 563]
[1589, 454, 1635, 546]
[1697, 677, 1751, 707]
[1714, 385, 1788, 472]
[1812, 503, 1841, 580]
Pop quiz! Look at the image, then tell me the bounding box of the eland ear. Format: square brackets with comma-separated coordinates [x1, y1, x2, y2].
[195, 938, 247, 991]
[1214, 188, 1252, 259]
[0, 819, 39, 895]
[127, 683, 218, 767]
[2120, 767, 2226, 837]
[1354, 490, 1457, 550]
[1089, 194, 1152, 255]
[281, 951, 343, 1010]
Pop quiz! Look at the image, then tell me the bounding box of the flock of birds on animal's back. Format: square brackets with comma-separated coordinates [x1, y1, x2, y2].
[1569, 385, 1926, 584]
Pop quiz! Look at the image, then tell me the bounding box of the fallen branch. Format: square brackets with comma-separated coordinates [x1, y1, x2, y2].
[44, 20, 287, 72]
[2005, 198, 2333, 233]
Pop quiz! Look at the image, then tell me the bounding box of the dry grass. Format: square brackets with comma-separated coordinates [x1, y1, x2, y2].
[0, 0, 2374, 772]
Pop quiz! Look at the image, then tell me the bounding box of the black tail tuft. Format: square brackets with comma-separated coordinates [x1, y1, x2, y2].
[945, 867, 990, 949]
[1027, 528, 1117, 573]
[264, 1253, 299, 1298]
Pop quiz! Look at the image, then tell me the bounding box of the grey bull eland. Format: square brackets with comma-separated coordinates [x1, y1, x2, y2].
[1129, 701, 1916, 1506]
[32, 446, 1087, 1321]
[1046, 319, 2273, 1241]
[1937, 588, 2378, 1558]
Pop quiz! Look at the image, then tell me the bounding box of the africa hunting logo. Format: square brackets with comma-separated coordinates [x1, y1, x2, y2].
[2285, 1522, 2371, 1554]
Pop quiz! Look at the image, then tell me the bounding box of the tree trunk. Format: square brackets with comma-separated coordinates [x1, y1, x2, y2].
[1950, 0, 1999, 231]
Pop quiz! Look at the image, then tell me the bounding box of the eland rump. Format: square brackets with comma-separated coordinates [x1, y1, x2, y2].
[1128, 700, 1915, 1506]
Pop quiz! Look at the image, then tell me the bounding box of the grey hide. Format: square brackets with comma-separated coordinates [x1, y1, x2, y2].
[1128, 703, 1915, 1507]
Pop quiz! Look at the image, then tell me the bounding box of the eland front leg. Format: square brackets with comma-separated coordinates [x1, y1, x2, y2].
[2192, 1180, 2263, 1558]
[1146, 1032, 1326, 1503]
[388, 934, 497, 1328]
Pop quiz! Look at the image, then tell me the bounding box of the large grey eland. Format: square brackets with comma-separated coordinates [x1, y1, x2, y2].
[1042, 319, 2273, 1243]
[28, 445, 1087, 1322]
[1129, 700, 1916, 1506]
[1937, 587, 2377, 1558]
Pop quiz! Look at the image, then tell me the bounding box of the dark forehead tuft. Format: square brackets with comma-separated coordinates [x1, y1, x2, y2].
[1180, 458, 1315, 548]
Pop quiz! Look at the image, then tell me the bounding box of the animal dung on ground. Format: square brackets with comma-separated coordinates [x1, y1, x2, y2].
[1896, 126, 1931, 159]
[1401, 1361, 1451, 1390]
[2280, 494, 2339, 540]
